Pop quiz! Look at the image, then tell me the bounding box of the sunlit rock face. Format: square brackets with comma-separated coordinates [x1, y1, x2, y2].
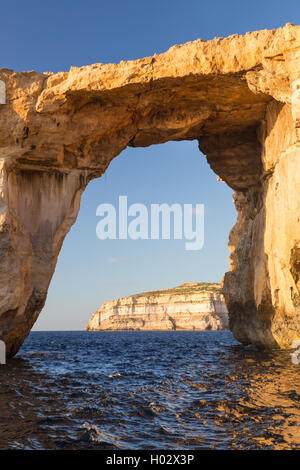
[0, 24, 300, 356]
[86, 283, 229, 331]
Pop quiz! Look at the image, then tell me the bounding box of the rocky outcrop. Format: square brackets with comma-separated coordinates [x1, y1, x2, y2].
[0, 24, 300, 356]
[86, 282, 229, 331]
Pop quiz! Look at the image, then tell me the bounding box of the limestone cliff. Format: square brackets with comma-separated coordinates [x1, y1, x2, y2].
[86, 283, 228, 331]
[0, 24, 300, 355]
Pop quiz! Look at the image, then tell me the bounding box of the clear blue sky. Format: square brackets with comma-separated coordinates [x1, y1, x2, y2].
[2, 1, 299, 330]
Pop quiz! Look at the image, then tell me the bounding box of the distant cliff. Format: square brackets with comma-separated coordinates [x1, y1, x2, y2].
[86, 282, 229, 331]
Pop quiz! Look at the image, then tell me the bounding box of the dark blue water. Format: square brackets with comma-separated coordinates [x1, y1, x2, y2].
[0, 331, 299, 450]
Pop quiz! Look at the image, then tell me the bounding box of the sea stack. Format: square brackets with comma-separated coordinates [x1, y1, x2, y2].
[86, 283, 229, 331]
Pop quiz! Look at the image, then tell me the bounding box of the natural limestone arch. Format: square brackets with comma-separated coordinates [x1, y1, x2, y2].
[0, 24, 300, 357]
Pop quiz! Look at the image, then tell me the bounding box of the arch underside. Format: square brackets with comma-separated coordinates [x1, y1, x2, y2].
[0, 24, 299, 355]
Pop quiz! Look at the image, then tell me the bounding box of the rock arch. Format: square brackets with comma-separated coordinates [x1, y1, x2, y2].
[0, 24, 299, 356]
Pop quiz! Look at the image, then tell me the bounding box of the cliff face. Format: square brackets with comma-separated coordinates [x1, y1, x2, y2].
[86, 283, 229, 331]
[0, 24, 300, 355]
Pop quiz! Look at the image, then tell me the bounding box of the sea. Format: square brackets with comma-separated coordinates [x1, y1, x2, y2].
[0, 330, 299, 450]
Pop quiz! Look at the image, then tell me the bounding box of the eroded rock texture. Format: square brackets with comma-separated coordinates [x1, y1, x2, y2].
[0, 24, 300, 356]
[86, 283, 229, 332]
